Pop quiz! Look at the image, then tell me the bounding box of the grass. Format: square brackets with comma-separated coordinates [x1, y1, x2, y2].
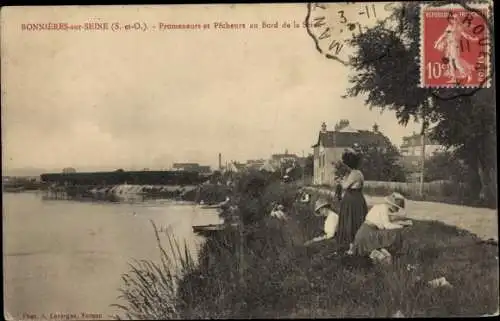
[113, 178, 499, 319]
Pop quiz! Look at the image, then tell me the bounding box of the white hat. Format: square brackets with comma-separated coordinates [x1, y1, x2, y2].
[384, 192, 406, 209]
[314, 198, 331, 214]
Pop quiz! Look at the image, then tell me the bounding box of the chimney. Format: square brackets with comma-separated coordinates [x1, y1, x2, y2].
[321, 122, 327, 133]
[218, 153, 222, 170]
[335, 119, 350, 131]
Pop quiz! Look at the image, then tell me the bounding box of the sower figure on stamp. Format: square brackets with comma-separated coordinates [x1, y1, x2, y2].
[336, 149, 368, 255]
[434, 12, 480, 84]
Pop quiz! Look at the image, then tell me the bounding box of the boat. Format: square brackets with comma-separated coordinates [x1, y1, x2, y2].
[192, 223, 239, 237]
[199, 197, 230, 209]
[199, 204, 222, 209]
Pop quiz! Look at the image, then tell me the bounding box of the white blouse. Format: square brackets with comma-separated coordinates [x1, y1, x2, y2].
[342, 170, 364, 190]
[365, 204, 403, 230]
[324, 210, 339, 238]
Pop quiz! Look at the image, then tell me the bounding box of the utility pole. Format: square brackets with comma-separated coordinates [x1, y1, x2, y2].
[301, 150, 305, 183]
[238, 208, 245, 287]
[420, 96, 432, 196]
[420, 125, 426, 196]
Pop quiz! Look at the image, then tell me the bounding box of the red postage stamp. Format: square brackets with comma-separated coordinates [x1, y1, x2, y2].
[419, 3, 491, 88]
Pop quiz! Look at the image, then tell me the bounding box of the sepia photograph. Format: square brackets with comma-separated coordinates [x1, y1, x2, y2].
[1, 2, 498, 319]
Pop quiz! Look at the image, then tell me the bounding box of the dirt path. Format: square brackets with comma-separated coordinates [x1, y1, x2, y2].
[305, 188, 498, 242]
[364, 195, 498, 242]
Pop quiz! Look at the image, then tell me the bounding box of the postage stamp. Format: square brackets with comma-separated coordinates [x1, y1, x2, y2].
[419, 3, 491, 88]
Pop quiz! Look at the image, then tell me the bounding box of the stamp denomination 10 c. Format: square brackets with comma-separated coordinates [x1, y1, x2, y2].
[419, 3, 491, 88]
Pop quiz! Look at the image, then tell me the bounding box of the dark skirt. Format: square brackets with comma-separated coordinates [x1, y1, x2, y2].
[352, 223, 403, 256]
[336, 188, 368, 247]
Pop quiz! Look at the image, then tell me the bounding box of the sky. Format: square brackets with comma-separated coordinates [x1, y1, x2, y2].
[1, 4, 421, 174]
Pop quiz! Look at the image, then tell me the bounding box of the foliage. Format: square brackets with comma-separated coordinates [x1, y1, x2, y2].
[424, 151, 469, 182]
[333, 141, 407, 182]
[111, 220, 195, 320]
[344, 1, 496, 204]
[304, 154, 314, 177]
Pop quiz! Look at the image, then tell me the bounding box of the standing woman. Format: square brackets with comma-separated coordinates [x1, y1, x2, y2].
[336, 149, 368, 254]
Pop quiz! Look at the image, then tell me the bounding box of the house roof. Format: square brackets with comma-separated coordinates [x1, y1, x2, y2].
[312, 130, 387, 148]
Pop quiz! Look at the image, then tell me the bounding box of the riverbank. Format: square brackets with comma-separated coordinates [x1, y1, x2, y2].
[114, 173, 499, 318]
[41, 183, 231, 205]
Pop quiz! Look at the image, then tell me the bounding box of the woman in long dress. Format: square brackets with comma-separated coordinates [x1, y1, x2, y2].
[336, 150, 368, 254]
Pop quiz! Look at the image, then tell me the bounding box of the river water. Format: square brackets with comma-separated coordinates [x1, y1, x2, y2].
[3, 192, 222, 320]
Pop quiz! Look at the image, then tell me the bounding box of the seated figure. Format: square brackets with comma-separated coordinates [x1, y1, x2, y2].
[351, 192, 413, 257]
[304, 198, 339, 246]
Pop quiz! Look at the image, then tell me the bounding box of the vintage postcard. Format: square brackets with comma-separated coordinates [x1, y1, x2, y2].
[2, 2, 497, 320]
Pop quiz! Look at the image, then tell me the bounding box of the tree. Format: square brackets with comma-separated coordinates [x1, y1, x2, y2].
[424, 151, 469, 182]
[304, 154, 314, 177]
[344, 1, 496, 203]
[333, 141, 407, 182]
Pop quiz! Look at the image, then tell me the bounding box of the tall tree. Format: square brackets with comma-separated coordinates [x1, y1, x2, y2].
[304, 154, 314, 177]
[424, 151, 469, 182]
[333, 141, 407, 182]
[344, 1, 496, 203]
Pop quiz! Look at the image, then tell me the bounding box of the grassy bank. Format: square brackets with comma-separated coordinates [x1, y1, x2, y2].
[113, 173, 499, 318]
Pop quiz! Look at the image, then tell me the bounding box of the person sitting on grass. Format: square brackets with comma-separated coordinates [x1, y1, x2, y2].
[270, 203, 287, 220]
[304, 198, 339, 246]
[297, 187, 311, 203]
[351, 192, 413, 257]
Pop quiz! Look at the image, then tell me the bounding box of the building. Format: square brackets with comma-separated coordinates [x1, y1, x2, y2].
[62, 167, 77, 174]
[399, 132, 445, 182]
[311, 120, 389, 186]
[172, 163, 211, 173]
[270, 150, 299, 169]
[246, 159, 267, 170]
[224, 161, 246, 173]
[400, 132, 444, 158]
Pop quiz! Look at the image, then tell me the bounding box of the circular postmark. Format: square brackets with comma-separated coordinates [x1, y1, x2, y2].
[305, 2, 397, 66]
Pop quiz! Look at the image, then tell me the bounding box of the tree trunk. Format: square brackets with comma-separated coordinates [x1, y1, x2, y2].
[477, 128, 497, 205]
[464, 153, 482, 201]
[478, 155, 497, 206]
